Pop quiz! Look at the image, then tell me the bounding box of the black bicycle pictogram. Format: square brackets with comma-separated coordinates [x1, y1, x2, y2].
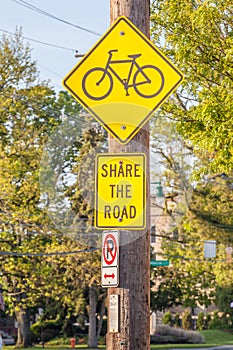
[82, 49, 165, 100]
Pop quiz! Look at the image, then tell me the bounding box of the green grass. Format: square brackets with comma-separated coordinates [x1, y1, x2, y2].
[150, 330, 233, 349]
[150, 343, 207, 349]
[150, 346, 207, 350]
[3, 347, 105, 350]
[201, 329, 233, 346]
[4, 330, 233, 349]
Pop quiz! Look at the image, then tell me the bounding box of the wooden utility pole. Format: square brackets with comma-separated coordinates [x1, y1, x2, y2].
[107, 1, 151, 349]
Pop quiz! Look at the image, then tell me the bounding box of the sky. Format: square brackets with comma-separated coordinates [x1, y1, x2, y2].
[1, 0, 110, 91]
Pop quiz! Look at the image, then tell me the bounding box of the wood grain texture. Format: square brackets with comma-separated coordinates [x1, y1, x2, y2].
[107, 1, 151, 349]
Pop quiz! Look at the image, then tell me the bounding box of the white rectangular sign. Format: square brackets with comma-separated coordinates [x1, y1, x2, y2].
[109, 294, 119, 333]
[204, 240, 216, 258]
[101, 231, 119, 287]
[102, 267, 119, 287]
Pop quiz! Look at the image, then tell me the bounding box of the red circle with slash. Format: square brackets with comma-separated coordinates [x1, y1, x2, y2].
[103, 234, 117, 265]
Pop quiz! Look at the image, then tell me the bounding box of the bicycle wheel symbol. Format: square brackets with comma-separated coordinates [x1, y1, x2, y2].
[82, 68, 113, 101]
[133, 65, 164, 98]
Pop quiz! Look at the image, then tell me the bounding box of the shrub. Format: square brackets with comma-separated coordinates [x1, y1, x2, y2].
[30, 322, 41, 337]
[30, 319, 61, 342]
[197, 312, 205, 331]
[209, 310, 223, 329]
[46, 336, 73, 345]
[162, 311, 172, 326]
[174, 313, 181, 328]
[209, 311, 231, 330]
[182, 309, 192, 330]
[151, 325, 204, 344]
[205, 313, 211, 329]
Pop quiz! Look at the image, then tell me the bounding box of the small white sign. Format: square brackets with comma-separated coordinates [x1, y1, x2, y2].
[204, 240, 216, 258]
[101, 231, 119, 287]
[109, 294, 119, 333]
[102, 267, 118, 287]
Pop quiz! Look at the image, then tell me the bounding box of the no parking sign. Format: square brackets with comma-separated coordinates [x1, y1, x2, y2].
[101, 231, 119, 287]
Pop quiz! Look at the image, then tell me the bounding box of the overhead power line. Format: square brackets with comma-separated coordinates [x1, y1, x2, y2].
[0, 28, 76, 52]
[10, 0, 102, 36]
[0, 247, 100, 257]
[161, 252, 227, 263]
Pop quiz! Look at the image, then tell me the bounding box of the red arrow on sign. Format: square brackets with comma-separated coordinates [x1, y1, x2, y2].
[104, 273, 115, 279]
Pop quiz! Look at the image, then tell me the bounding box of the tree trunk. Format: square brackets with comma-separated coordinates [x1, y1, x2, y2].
[97, 293, 107, 339]
[15, 307, 31, 348]
[88, 285, 98, 348]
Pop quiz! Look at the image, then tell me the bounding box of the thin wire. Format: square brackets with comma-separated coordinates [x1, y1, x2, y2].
[0, 28, 76, 52]
[0, 89, 69, 121]
[38, 64, 63, 78]
[1, 215, 233, 245]
[10, 0, 102, 37]
[0, 89, 97, 125]
[0, 28, 73, 87]
[0, 90, 68, 123]
[160, 253, 227, 263]
[0, 247, 100, 257]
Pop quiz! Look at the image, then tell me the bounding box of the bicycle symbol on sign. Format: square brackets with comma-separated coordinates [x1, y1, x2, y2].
[82, 49, 165, 101]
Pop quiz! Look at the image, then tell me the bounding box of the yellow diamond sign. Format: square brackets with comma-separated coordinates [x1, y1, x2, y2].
[95, 153, 146, 229]
[63, 16, 184, 144]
